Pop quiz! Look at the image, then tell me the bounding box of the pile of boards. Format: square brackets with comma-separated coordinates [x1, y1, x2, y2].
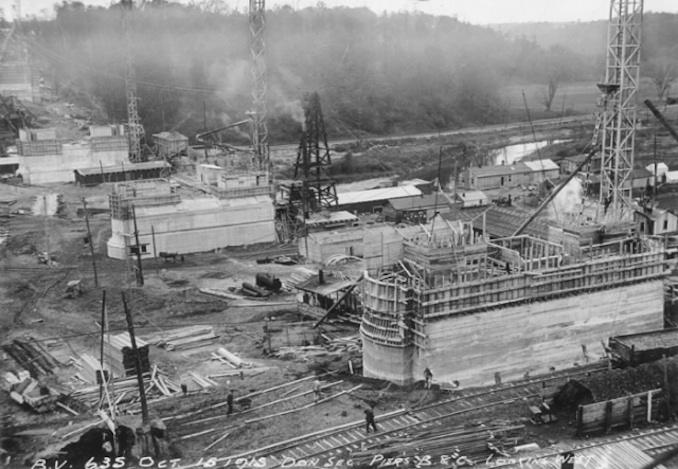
[3, 371, 59, 413]
[272, 335, 361, 361]
[71, 366, 180, 410]
[103, 333, 150, 378]
[143, 325, 217, 351]
[2, 338, 61, 377]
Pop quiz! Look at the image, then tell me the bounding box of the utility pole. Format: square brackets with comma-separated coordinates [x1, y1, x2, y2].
[82, 198, 99, 288]
[122, 292, 149, 424]
[99, 290, 106, 404]
[132, 205, 144, 287]
[43, 195, 50, 265]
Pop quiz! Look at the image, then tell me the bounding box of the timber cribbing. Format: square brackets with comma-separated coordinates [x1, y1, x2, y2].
[182, 363, 609, 468]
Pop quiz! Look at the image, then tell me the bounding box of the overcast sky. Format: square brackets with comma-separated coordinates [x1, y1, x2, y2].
[3, 0, 678, 23]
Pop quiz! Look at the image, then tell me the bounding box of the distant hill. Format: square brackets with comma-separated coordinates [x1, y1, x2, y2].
[491, 12, 678, 61]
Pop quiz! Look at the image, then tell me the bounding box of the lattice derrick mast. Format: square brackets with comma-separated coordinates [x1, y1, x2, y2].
[122, 0, 144, 162]
[293, 92, 338, 217]
[598, 0, 643, 221]
[249, 0, 269, 172]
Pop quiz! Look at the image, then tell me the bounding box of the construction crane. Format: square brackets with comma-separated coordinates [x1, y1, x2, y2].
[513, 0, 643, 236]
[249, 0, 269, 172]
[122, 0, 144, 162]
[291, 92, 338, 219]
[597, 0, 643, 222]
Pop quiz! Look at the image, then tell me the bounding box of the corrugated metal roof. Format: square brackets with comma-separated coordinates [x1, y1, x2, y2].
[294, 276, 354, 296]
[387, 194, 447, 211]
[75, 161, 169, 176]
[337, 185, 421, 206]
[468, 162, 533, 178]
[523, 159, 559, 172]
[457, 190, 487, 201]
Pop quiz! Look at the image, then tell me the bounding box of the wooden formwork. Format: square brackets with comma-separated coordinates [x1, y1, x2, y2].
[360, 234, 669, 386]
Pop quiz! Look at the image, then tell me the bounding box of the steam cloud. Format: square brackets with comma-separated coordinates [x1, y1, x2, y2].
[552, 177, 583, 216]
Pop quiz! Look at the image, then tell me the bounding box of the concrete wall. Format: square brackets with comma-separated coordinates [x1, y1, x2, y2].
[107, 195, 276, 259]
[362, 280, 664, 387]
[18, 145, 129, 184]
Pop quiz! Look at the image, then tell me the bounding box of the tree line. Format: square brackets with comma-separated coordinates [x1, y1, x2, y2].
[20, 1, 678, 144]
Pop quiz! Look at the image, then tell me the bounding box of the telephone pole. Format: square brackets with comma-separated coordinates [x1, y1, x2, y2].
[82, 198, 99, 288]
[132, 205, 144, 287]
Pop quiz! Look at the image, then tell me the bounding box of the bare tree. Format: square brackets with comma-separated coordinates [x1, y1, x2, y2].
[647, 60, 677, 105]
[539, 73, 560, 112]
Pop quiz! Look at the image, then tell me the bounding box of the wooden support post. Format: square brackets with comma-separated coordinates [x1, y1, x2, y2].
[99, 290, 106, 404]
[151, 225, 159, 275]
[82, 198, 99, 287]
[627, 397, 635, 429]
[132, 206, 144, 287]
[122, 292, 149, 424]
[603, 400, 613, 433]
[576, 406, 583, 437]
[647, 390, 653, 423]
[663, 355, 671, 419]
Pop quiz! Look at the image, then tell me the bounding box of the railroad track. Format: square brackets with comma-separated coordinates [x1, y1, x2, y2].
[218, 367, 609, 467]
[489, 424, 678, 468]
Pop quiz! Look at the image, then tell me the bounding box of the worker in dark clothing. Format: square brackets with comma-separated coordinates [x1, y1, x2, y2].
[364, 408, 378, 433]
[424, 367, 433, 389]
[227, 390, 234, 415]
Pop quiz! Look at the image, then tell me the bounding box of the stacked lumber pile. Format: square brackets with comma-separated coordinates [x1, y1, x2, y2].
[70, 366, 179, 409]
[3, 371, 59, 413]
[103, 333, 150, 378]
[272, 335, 361, 360]
[2, 338, 61, 377]
[143, 326, 218, 351]
[212, 347, 252, 368]
[351, 422, 523, 466]
[282, 267, 317, 291]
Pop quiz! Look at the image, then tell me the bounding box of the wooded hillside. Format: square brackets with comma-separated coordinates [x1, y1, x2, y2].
[18, 2, 678, 143]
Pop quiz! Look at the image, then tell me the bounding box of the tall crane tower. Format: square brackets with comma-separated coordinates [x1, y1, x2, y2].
[122, 0, 144, 162]
[597, 0, 643, 222]
[249, 0, 269, 172]
[293, 92, 338, 218]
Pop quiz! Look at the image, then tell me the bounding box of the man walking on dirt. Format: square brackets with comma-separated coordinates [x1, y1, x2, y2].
[227, 390, 234, 415]
[364, 407, 378, 433]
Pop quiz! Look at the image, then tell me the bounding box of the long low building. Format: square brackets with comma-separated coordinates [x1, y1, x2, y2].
[17, 126, 130, 184]
[74, 161, 170, 186]
[463, 159, 559, 190]
[106, 178, 276, 259]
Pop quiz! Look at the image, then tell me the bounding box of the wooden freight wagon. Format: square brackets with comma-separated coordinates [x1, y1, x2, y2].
[609, 328, 678, 366]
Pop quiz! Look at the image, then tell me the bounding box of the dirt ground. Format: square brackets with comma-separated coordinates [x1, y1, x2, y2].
[2, 98, 678, 468]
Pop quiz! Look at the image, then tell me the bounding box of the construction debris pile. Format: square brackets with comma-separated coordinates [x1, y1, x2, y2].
[2, 337, 61, 377]
[271, 334, 361, 361]
[3, 371, 59, 413]
[142, 325, 218, 351]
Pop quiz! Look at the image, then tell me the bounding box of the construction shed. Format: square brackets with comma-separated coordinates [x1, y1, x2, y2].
[382, 193, 451, 224]
[609, 328, 678, 366]
[634, 202, 678, 235]
[303, 211, 359, 232]
[464, 159, 559, 190]
[153, 131, 189, 160]
[74, 161, 170, 186]
[335, 185, 421, 214]
[454, 190, 489, 208]
[295, 271, 358, 313]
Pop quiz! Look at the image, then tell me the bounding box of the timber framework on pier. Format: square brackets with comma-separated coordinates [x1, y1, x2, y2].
[360, 217, 669, 386]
